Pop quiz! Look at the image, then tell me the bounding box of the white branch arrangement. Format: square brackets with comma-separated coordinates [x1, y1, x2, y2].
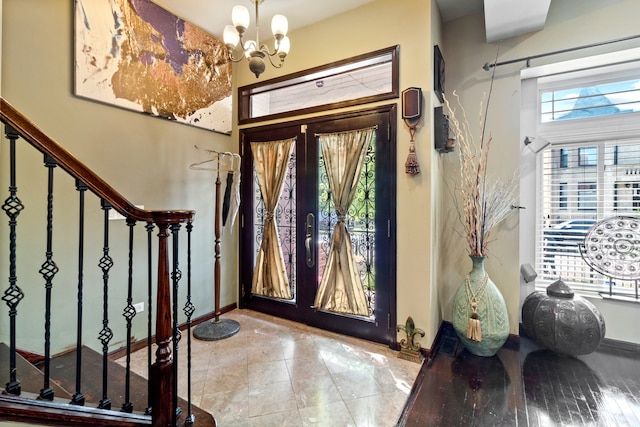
[443, 60, 518, 257]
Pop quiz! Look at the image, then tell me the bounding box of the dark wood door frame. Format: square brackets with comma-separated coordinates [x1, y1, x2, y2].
[238, 104, 397, 347]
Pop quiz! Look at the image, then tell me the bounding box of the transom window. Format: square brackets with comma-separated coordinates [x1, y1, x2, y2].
[237, 46, 399, 124]
[541, 77, 640, 123]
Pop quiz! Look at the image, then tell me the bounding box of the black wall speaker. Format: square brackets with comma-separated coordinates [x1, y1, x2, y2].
[434, 106, 452, 152]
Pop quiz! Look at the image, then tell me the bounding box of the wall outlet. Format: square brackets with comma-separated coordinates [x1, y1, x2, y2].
[133, 302, 144, 313]
[108, 210, 125, 221]
[108, 205, 144, 220]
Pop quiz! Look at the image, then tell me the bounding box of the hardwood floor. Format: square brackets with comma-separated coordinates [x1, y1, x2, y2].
[397, 324, 640, 427]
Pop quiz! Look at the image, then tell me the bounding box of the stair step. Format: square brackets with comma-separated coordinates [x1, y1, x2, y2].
[0, 343, 72, 399]
[49, 346, 146, 410]
[49, 346, 216, 425]
[1, 343, 216, 426]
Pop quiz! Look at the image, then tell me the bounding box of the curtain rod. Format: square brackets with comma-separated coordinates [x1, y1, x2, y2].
[482, 34, 640, 71]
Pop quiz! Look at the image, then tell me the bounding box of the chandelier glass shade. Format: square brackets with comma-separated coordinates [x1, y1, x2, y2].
[223, 0, 290, 78]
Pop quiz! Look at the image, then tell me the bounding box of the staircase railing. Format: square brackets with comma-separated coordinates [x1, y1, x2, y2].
[0, 97, 202, 427]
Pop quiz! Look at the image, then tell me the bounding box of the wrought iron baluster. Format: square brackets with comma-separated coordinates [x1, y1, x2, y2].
[2, 125, 25, 396]
[71, 179, 88, 406]
[98, 200, 114, 410]
[170, 223, 182, 425]
[183, 221, 196, 426]
[122, 218, 137, 413]
[283, 151, 297, 296]
[363, 145, 376, 315]
[39, 154, 59, 401]
[145, 221, 154, 416]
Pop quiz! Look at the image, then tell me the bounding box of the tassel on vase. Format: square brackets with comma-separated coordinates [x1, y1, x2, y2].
[467, 312, 482, 342]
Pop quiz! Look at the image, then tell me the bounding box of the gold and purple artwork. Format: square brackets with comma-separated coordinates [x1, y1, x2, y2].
[74, 0, 232, 134]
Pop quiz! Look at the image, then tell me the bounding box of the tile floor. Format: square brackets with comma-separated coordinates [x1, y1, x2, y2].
[120, 309, 421, 427]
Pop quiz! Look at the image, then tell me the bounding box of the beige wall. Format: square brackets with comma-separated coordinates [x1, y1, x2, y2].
[1, 0, 237, 353]
[441, 0, 640, 340]
[0, 0, 2, 94]
[430, 0, 445, 348]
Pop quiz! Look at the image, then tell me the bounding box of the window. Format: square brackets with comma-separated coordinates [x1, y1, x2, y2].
[578, 147, 597, 166]
[615, 181, 640, 211]
[237, 46, 399, 124]
[537, 139, 640, 291]
[560, 149, 568, 168]
[540, 77, 640, 123]
[577, 182, 597, 210]
[522, 49, 640, 295]
[559, 182, 568, 209]
[615, 144, 640, 165]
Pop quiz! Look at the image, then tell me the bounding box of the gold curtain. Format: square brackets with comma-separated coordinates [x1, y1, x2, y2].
[313, 127, 376, 316]
[250, 138, 296, 299]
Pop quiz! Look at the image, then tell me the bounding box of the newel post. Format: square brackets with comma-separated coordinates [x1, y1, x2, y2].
[150, 222, 174, 427]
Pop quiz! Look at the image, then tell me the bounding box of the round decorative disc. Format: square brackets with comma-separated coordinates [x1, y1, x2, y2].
[580, 216, 640, 280]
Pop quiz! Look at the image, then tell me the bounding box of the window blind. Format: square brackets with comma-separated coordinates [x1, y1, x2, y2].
[536, 139, 640, 292]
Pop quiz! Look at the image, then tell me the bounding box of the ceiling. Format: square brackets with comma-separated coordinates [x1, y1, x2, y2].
[437, 0, 484, 23]
[152, 0, 377, 41]
[152, 0, 550, 45]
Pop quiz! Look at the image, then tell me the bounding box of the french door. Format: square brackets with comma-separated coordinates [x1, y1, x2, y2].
[239, 106, 397, 346]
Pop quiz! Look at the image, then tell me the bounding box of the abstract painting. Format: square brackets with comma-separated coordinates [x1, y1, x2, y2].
[74, 0, 232, 134]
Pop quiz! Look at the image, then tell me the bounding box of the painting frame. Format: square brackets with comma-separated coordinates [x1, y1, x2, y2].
[434, 45, 445, 103]
[73, 0, 233, 134]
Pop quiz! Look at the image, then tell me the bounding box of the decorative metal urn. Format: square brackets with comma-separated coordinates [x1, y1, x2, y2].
[521, 278, 605, 356]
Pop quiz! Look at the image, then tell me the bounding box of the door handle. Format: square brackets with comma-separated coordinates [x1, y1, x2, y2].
[305, 213, 315, 267]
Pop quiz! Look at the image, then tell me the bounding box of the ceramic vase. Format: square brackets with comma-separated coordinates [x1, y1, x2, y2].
[452, 256, 509, 357]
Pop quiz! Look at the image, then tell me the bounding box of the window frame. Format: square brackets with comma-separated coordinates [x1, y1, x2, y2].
[237, 46, 399, 125]
[520, 47, 640, 297]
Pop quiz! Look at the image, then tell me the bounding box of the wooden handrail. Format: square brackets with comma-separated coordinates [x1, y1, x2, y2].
[0, 97, 194, 224]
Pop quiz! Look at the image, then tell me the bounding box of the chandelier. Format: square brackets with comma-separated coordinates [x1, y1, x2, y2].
[223, 0, 290, 78]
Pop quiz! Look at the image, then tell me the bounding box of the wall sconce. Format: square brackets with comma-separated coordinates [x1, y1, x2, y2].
[223, 0, 290, 78]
